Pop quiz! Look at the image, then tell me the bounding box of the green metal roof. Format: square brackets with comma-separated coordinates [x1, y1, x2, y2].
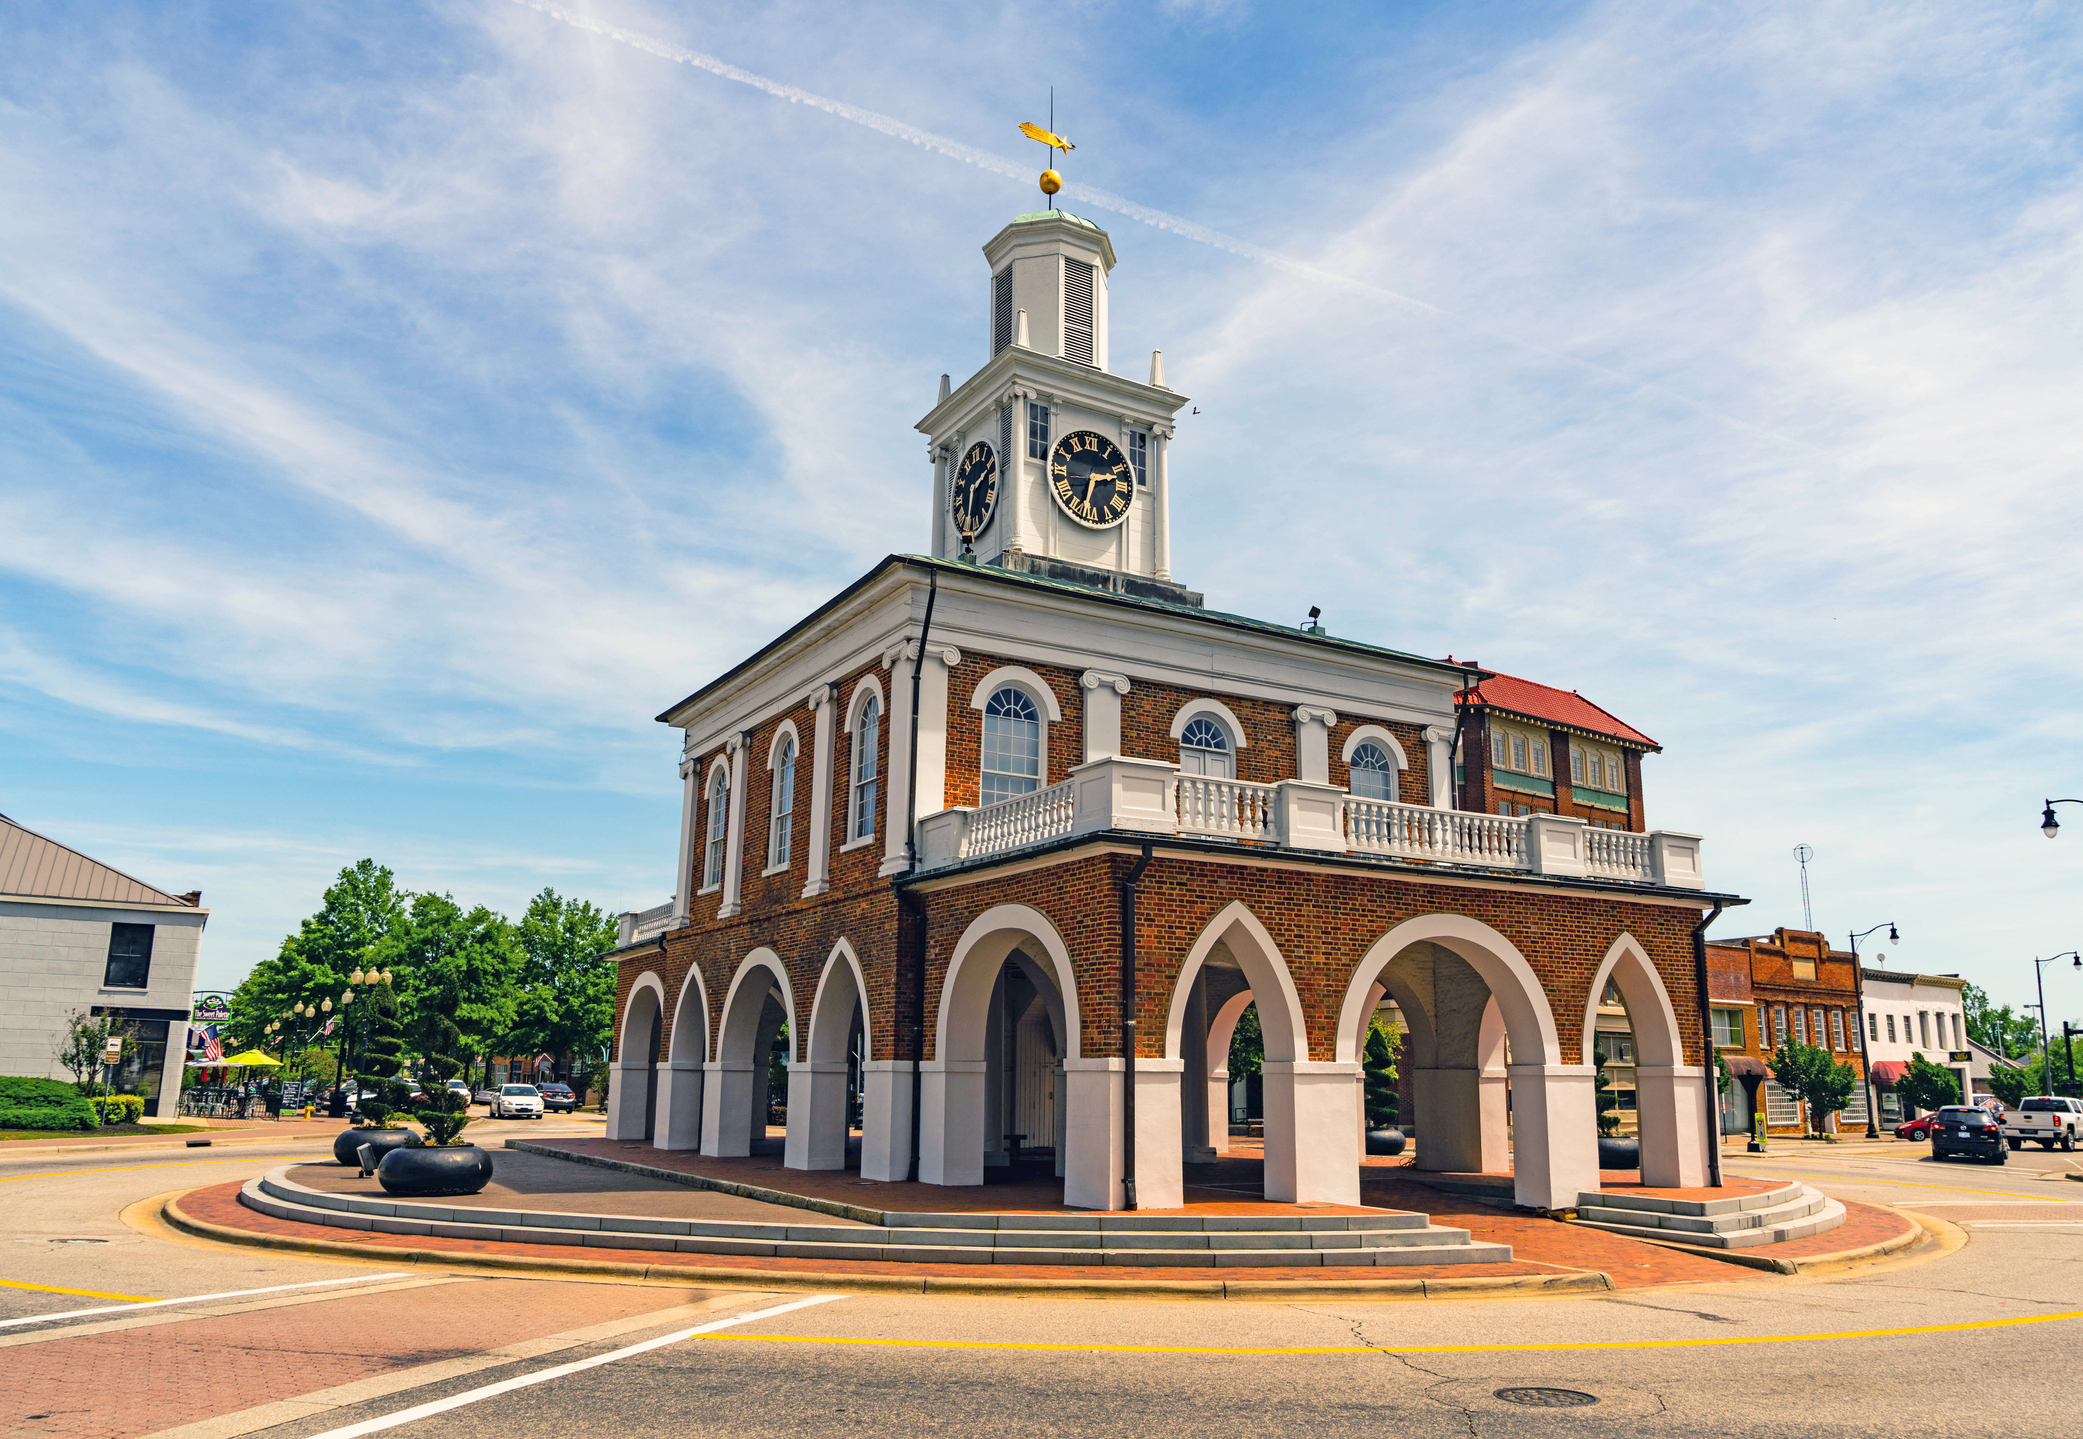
[1011, 209, 1106, 232]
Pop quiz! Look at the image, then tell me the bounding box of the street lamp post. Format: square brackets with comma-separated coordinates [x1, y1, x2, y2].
[1849, 922, 1899, 1138]
[2029, 953, 2081, 1093]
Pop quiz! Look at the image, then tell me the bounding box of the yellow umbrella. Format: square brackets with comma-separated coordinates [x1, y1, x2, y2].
[222, 1050, 283, 1067]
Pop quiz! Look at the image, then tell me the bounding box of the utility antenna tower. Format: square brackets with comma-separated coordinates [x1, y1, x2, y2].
[1793, 844, 1815, 931]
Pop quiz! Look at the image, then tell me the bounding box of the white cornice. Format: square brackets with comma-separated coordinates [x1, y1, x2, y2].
[916, 346, 1187, 441]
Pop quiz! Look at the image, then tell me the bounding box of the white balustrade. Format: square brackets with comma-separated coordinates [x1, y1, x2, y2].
[962, 778, 1076, 860]
[1583, 826, 1653, 881]
[1174, 775, 1279, 841]
[1343, 797, 1529, 868]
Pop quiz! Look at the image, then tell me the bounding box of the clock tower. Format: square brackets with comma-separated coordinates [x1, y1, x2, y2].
[916, 209, 1201, 607]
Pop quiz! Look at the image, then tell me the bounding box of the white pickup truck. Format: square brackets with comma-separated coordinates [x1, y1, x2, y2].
[2003, 1095, 2083, 1151]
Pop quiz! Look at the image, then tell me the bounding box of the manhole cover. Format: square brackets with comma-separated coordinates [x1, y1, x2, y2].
[1495, 1388, 1598, 1408]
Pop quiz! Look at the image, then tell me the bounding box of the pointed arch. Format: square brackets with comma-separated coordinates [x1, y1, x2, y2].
[1335, 913, 1561, 1066]
[667, 963, 711, 1064]
[1162, 901, 1306, 1064]
[619, 971, 667, 1060]
[807, 938, 871, 1063]
[936, 903, 1081, 1062]
[719, 947, 797, 1060]
[1582, 931, 1683, 1068]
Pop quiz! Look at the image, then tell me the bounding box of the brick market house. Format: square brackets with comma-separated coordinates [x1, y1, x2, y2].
[604, 206, 1744, 1212]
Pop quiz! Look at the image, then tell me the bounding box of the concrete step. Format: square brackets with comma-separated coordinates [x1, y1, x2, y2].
[245, 1170, 1513, 1268]
[1570, 1185, 1845, 1250]
[1575, 1179, 1805, 1219]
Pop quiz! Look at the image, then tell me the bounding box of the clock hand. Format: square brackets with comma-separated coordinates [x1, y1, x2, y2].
[1083, 472, 1098, 506]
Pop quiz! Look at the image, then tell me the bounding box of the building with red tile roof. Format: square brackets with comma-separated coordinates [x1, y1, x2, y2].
[1445, 661, 1660, 832]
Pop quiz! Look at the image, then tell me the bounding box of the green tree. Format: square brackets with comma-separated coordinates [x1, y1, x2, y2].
[1963, 984, 2040, 1061]
[507, 889, 619, 1079]
[228, 860, 409, 1053]
[387, 893, 520, 1081]
[54, 1010, 130, 1096]
[1896, 1052, 1962, 1114]
[1987, 1063, 2034, 1108]
[1228, 1004, 1263, 1079]
[1769, 1041, 1857, 1135]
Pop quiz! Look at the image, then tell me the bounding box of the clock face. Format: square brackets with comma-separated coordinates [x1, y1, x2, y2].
[1048, 430, 1134, 529]
[950, 441, 998, 540]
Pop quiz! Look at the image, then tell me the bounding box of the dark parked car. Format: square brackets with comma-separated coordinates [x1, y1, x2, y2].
[1932, 1105, 2007, 1165]
[539, 1083, 578, 1114]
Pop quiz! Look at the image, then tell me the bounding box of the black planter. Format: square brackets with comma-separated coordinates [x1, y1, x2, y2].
[377, 1143, 494, 1197]
[333, 1127, 420, 1167]
[1597, 1136, 1641, 1170]
[1365, 1127, 1407, 1156]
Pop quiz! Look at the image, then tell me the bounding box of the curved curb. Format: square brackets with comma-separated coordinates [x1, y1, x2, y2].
[162, 1190, 1612, 1301]
[1599, 1206, 1927, 1277]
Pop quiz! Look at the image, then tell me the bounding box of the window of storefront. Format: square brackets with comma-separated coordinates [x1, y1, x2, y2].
[1763, 1080, 1800, 1127]
[1710, 1008, 1744, 1048]
[103, 923, 154, 990]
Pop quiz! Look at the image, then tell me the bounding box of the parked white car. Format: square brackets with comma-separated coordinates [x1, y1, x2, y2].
[2003, 1095, 2082, 1150]
[493, 1084, 544, 1119]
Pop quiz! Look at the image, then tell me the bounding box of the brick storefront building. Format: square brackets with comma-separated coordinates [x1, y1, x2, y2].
[605, 206, 1741, 1212]
[1705, 928, 1869, 1137]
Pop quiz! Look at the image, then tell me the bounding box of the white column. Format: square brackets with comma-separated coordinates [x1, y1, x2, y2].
[932, 442, 949, 559]
[1134, 1058, 1186, 1209]
[1261, 1060, 1361, 1205]
[918, 1059, 987, 1185]
[1182, 977, 1214, 1165]
[1422, 724, 1454, 809]
[1635, 1065, 1711, 1188]
[784, 1059, 852, 1170]
[859, 1059, 915, 1182]
[654, 1059, 703, 1151]
[605, 1059, 652, 1141]
[1152, 428, 1171, 581]
[1507, 1064, 1601, 1210]
[672, 751, 698, 925]
[802, 684, 837, 898]
[1004, 390, 1028, 559]
[1062, 1058, 1123, 1210]
[880, 644, 917, 877]
[1205, 1065, 1230, 1157]
[699, 1059, 756, 1157]
[1292, 705, 1336, 784]
[719, 733, 748, 918]
[1080, 670, 1129, 761]
[915, 645, 959, 818]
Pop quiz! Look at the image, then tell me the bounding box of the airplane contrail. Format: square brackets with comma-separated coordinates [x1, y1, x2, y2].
[501, 0, 1810, 450]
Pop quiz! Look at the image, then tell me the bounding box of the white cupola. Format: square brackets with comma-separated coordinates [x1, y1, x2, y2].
[982, 211, 1116, 372]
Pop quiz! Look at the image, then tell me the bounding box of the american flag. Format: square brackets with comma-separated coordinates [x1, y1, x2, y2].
[319, 1017, 338, 1037]
[203, 1025, 223, 1062]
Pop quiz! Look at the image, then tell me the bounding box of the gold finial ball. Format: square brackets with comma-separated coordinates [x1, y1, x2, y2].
[1038, 169, 1062, 195]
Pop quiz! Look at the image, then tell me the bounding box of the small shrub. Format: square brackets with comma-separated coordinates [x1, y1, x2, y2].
[89, 1095, 147, 1125]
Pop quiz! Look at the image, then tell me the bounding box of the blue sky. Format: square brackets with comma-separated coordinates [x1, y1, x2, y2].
[4, 1, 2081, 1015]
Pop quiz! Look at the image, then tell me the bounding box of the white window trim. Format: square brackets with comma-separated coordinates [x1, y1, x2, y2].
[1167, 696, 1249, 748]
[968, 665, 1063, 722]
[1339, 724, 1408, 770]
[842, 675, 885, 848]
[698, 754, 731, 895]
[763, 720, 802, 876]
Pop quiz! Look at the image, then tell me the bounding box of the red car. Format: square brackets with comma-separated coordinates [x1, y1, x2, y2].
[1895, 1114, 1940, 1140]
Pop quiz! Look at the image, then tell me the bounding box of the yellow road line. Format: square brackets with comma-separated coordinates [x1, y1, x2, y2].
[700, 1308, 2083, 1356]
[0, 1156, 315, 1183]
[0, 1277, 159, 1302]
[1720, 1167, 2073, 1203]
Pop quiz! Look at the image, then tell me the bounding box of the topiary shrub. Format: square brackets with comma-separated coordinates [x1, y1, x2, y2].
[0, 1076, 101, 1131]
[353, 982, 413, 1128]
[411, 1012, 472, 1147]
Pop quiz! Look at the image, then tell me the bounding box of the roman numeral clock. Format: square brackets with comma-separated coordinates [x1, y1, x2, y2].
[1048, 431, 1133, 528]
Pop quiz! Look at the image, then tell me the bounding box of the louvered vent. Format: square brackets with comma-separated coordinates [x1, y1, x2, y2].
[998, 404, 1012, 478]
[993, 268, 1013, 355]
[1063, 261, 1094, 365]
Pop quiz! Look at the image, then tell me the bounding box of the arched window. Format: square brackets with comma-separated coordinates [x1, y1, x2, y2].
[1178, 714, 1232, 779]
[851, 697, 879, 841]
[981, 687, 1042, 805]
[1348, 741, 1397, 801]
[769, 737, 795, 869]
[702, 765, 729, 890]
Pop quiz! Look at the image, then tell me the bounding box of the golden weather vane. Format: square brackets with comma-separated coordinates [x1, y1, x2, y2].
[1019, 87, 1073, 207]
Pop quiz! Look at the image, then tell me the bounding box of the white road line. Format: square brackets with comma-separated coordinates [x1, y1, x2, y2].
[0, 1272, 413, 1330]
[1964, 1222, 2083, 1228]
[306, 1293, 846, 1439]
